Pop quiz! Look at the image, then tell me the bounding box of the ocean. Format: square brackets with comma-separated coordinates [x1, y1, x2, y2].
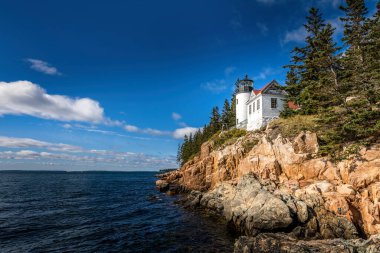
[0, 171, 235, 252]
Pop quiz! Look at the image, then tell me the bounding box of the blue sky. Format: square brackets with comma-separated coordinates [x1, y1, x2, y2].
[0, 0, 377, 171]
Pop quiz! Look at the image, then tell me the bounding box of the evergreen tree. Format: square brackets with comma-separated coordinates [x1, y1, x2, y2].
[362, 1, 380, 104]
[180, 134, 190, 165]
[340, 0, 368, 51]
[229, 96, 237, 128]
[221, 99, 232, 129]
[339, 0, 370, 98]
[285, 7, 340, 114]
[209, 106, 221, 133]
[176, 144, 182, 164]
[281, 68, 300, 117]
[193, 129, 203, 152]
[317, 1, 379, 157]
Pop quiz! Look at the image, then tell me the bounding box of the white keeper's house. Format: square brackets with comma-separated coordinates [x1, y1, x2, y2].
[235, 75, 298, 131]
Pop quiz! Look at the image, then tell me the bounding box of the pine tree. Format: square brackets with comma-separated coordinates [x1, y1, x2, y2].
[176, 144, 182, 164]
[340, 0, 368, 51]
[227, 78, 240, 128]
[229, 96, 237, 128]
[221, 99, 231, 129]
[285, 7, 340, 114]
[180, 134, 190, 165]
[339, 0, 369, 98]
[316, 1, 380, 157]
[362, 2, 380, 104]
[209, 106, 221, 133]
[281, 68, 300, 117]
[193, 129, 203, 153]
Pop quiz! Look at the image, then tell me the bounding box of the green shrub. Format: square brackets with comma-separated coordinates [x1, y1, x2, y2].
[211, 128, 247, 150]
[242, 138, 259, 154]
[269, 115, 319, 139]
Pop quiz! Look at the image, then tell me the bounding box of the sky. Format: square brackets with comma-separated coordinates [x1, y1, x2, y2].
[0, 0, 377, 171]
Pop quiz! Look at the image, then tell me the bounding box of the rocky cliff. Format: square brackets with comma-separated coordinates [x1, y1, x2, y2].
[157, 127, 380, 252]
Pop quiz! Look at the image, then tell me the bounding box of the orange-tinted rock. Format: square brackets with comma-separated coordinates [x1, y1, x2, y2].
[360, 183, 380, 235]
[158, 129, 380, 237]
[336, 184, 356, 196]
[293, 131, 319, 154]
[323, 192, 353, 222]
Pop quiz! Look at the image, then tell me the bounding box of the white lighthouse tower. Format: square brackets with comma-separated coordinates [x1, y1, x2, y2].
[235, 75, 253, 129]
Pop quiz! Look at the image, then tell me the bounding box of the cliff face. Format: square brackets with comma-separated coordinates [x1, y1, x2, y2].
[159, 128, 380, 239]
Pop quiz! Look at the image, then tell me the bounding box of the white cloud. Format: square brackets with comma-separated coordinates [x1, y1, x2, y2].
[0, 135, 177, 169]
[124, 124, 139, 132]
[124, 124, 171, 136]
[26, 59, 62, 76]
[256, 22, 269, 35]
[283, 17, 344, 45]
[255, 67, 276, 80]
[178, 122, 188, 127]
[63, 124, 155, 140]
[124, 124, 200, 139]
[319, 0, 342, 8]
[327, 17, 344, 38]
[283, 26, 307, 44]
[0, 81, 108, 124]
[256, 0, 275, 4]
[62, 124, 72, 129]
[172, 127, 199, 139]
[201, 80, 228, 93]
[0, 149, 177, 169]
[224, 66, 236, 76]
[172, 112, 182, 121]
[203, 66, 238, 94]
[143, 128, 171, 136]
[0, 136, 83, 153]
[0, 81, 199, 141]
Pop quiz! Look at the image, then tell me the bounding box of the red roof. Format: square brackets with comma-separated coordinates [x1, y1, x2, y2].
[287, 101, 300, 109]
[252, 83, 270, 95]
[252, 80, 280, 95]
[251, 80, 300, 110]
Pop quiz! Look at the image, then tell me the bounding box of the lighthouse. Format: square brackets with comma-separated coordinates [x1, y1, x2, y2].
[235, 75, 253, 129]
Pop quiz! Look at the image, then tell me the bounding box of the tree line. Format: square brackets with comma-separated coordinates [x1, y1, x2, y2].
[177, 0, 380, 165]
[282, 0, 379, 157]
[177, 84, 240, 165]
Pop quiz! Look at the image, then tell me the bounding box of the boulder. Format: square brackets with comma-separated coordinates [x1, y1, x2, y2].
[157, 129, 380, 238]
[323, 192, 353, 221]
[293, 131, 319, 154]
[234, 233, 380, 253]
[199, 175, 293, 235]
[295, 200, 308, 223]
[336, 184, 356, 196]
[155, 179, 169, 192]
[360, 183, 380, 235]
[248, 191, 293, 230]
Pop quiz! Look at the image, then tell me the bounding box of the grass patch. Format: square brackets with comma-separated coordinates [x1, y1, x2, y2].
[270, 113, 377, 161]
[211, 128, 247, 150]
[242, 138, 259, 154]
[269, 115, 320, 139]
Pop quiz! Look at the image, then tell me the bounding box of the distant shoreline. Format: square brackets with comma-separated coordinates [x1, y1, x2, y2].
[0, 169, 159, 173]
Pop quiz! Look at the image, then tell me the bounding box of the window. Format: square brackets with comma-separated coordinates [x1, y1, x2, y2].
[257, 99, 260, 110]
[252, 102, 255, 112]
[271, 98, 277, 108]
[249, 105, 252, 114]
[237, 119, 239, 124]
[236, 99, 238, 105]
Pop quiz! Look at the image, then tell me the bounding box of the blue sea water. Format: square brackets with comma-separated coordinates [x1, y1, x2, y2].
[0, 171, 235, 252]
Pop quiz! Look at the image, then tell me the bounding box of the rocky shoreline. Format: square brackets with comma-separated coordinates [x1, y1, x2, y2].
[156, 128, 380, 252]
